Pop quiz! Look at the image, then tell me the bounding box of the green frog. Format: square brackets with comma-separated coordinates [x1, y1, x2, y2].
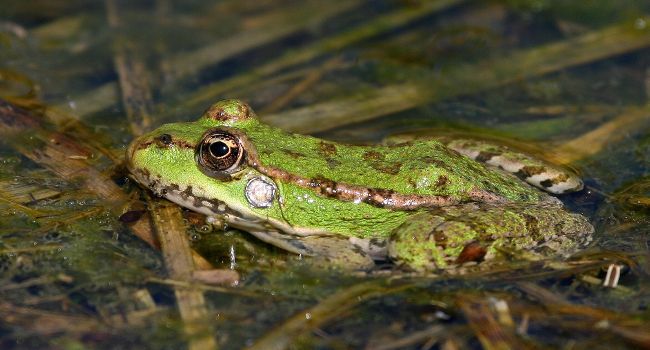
[126, 100, 593, 271]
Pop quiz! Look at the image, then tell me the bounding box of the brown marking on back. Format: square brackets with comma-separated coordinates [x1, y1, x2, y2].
[434, 175, 449, 189]
[254, 158, 463, 209]
[318, 141, 338, 157]
[325, 158, 341, 169]
[369, 162, 402, 175]
[418, 156, 453, 172]
[455, 242, 487, 264]
[366, 188, 396, 208]
[181, 185, 194, 198]
[364, 150, 401, 175]
[363, 150, 385, 161]
[419, 156, 439, 165]
[282, 149, 306, 159]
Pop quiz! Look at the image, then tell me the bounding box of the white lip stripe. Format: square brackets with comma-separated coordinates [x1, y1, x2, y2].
[133, 168, 333, 238]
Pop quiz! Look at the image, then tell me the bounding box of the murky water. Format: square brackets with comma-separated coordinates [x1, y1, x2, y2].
[1, 1, 649, 349]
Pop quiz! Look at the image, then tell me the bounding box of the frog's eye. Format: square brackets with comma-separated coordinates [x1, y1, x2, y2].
[196, 130, 245, 178]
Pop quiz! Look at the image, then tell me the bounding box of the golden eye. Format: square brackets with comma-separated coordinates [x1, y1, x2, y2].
[196, 130, 245, 179]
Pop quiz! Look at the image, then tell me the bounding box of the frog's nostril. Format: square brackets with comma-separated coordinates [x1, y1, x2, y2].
[155, 133, 173, 146]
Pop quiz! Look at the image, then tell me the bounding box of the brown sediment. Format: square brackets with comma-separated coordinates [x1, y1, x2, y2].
[0, 100, 41, 130]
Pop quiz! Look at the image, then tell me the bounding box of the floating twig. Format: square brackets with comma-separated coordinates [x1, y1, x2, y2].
[106, 0, 217, 347]
[248, 280, 413, 350]
[54, 1, 364, 118]
[262, 17, 650, 133]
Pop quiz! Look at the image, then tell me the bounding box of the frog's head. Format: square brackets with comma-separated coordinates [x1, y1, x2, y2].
[126, 100, 286, 227]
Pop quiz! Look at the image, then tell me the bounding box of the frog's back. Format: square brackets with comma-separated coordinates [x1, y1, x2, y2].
[243, 122, 546, 204]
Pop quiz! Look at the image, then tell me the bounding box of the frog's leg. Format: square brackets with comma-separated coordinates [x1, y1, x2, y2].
[388, 203, 593, 272]
[248, 230, 376, 270]
[444, 139, 583, 194]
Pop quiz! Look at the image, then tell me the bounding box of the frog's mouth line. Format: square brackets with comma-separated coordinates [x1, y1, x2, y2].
[129, 167, 332, 238]
[129, 167, 237, 218]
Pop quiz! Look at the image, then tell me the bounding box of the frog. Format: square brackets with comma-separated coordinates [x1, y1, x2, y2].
[125, 99, 593, 271]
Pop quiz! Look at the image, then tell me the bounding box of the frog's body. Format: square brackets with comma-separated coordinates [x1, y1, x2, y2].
[126, 100, 593, 271]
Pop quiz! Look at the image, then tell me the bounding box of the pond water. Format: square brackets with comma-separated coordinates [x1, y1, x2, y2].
[1, 0, 649, 349]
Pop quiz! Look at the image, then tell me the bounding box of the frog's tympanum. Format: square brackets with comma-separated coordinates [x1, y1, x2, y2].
[126, 100, 593, 271]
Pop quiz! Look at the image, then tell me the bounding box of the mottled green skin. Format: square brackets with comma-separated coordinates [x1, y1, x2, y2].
[128, 119, 410, 238]
[126, 100, 593, 270]
[388, 204, 593, 270]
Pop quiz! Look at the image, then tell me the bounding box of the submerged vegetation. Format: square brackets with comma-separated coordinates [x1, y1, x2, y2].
[1, 0, 649, 348]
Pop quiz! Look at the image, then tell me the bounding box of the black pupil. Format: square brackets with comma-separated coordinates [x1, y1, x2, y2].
[209, 141, 230, 158]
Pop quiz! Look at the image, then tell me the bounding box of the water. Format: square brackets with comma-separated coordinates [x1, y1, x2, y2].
[1, 0, 649, 349]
